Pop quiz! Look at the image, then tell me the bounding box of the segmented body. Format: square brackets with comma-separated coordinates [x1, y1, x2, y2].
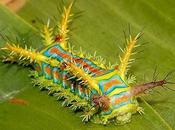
[33, 43, 136, 117]
[1, 1, 169, 125]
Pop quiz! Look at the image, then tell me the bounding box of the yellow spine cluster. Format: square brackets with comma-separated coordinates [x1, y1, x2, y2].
[119, 33, 141, 79]
[66, 62, 100, 93]
[1, 43, 60, 66]
[41, 20, 54, 46]
[58, 2, 73, 50]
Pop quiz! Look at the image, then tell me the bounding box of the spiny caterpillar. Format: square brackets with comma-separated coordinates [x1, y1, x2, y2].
[0, 1, 173, 125]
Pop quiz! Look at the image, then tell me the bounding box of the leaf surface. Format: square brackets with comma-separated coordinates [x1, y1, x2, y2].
[0, 0, 175, 130]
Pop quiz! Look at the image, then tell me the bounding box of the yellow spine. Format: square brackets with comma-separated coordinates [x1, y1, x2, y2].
[41, 19, 54, 46]
[58, 2, 73, 50]
[67, 62, 100, 93]
[119, 33, 141, 79]
[1, 43, 60, 66]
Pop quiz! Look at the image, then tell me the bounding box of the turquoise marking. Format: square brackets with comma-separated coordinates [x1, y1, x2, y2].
[110, 91, 131, 109]
[74, 58, 106, 77]
[43, 44, 107, 77]
[101, 109, 112, 116]
[52, 67, 61, 84]
[34, 63, 43, 76]
[98, 75, 128, 95]
[42, 62, 52, 80]
[94, 69, 114, 77]
[43, 44, 73, 62]
[70, 84, 74, 93]
[83, 86, 90, 99]
[90, 88, 100, 100]
[84, 59, 100, 68]
[62, 71, 69, 89]
[113, 101, 131, 109]
[101, 92, 131, 116]
[111, 91, 127, 100]
[78, 85, 85, 98]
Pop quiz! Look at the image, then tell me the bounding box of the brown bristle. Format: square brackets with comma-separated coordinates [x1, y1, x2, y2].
[92, 95, 110, 111]
[130, 80, 167, 96]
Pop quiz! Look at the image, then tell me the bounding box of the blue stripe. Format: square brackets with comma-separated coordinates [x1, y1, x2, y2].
[70, 84, 74, 93]
[90, 88, 100, 100]
[101, 109, 112, 115]
[52, 67, 61, 84]
[101, 91, 131, 116]
[113, 101, 131, 109]
[43, 44, 73, 62]
[110, 91, 131, 109]
[42, 62, 52, 80]
[111, 91, 127, 99]
[98, 75, 128, 95]
[94, 69, 114, 77]
[42, 44, 107, 78]
[62, 71, 68, 89]
[34, 63, 43, 76]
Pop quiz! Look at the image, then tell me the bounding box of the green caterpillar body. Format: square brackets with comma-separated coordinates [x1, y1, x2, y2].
[1, 1, 170, 125]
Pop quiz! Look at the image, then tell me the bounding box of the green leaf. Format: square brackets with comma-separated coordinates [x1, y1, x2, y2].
[0, 0, 175, 130]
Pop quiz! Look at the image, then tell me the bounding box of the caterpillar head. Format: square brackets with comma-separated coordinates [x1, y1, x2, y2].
[91, 69, 139, 124]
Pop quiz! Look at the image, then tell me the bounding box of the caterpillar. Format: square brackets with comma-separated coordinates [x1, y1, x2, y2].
[0, 1, 173, 125]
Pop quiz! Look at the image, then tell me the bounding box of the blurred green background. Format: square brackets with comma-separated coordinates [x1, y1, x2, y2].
[0, 0, 175, 130]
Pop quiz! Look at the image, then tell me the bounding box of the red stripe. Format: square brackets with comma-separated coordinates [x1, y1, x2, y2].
[104, 79, 121, 91]
[44, 66, 51, 76]
[73, 58, 104, 75]
[49, 48, 105, 75]
[49, 47, 71, 59]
